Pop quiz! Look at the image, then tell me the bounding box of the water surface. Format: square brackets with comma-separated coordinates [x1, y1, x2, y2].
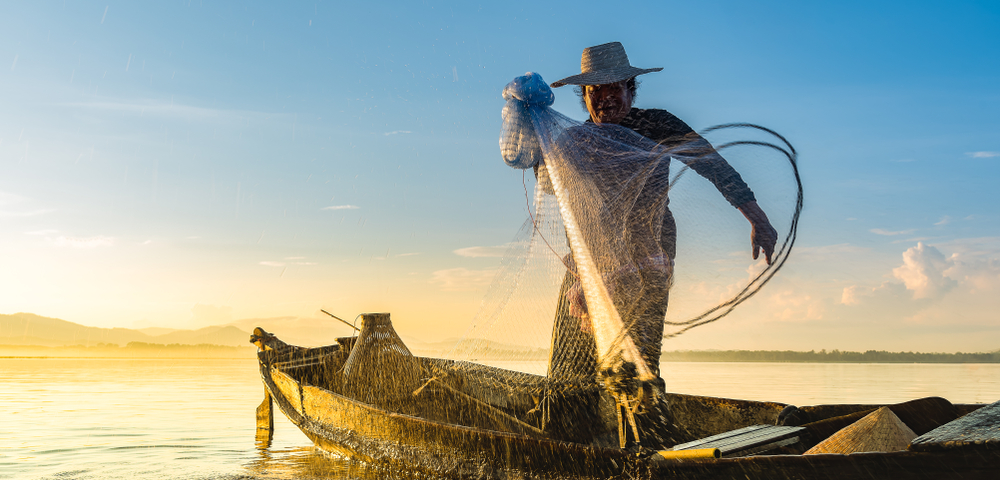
[3, 358, 998, 479]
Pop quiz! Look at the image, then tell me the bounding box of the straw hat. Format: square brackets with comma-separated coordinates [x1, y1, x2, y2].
[804, 407, 917, 455]
[550, 42, 663, 88]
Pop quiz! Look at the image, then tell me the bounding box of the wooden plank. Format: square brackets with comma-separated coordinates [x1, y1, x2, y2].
[910, 399, 1000, 451]
[270, 367, 303, 415]
[255, 387, 273, 431]
[673, 425, 805, 457]
[673, 425, 768, 450]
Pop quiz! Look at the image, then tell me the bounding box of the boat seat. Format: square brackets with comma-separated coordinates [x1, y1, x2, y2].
[671, 424, 805, 457]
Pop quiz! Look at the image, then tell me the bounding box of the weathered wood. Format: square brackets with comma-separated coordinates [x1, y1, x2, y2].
[256, 386, 273, 431]
[254, 386, 274, 449]
[911, 399, 1000, 451]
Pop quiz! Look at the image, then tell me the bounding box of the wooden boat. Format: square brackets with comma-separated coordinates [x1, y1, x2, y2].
[251, 313, 1000, 479]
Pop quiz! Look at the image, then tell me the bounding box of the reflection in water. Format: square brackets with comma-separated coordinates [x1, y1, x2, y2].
[254, 424, 273, 451]
[246, 444, 433, 480]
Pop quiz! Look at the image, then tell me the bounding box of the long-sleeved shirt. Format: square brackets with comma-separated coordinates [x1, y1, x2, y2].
[616, 108, 756, 208]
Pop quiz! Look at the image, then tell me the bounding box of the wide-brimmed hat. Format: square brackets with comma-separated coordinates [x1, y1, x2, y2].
[804, 407, 917, 455]
[550, 42, 662, 88]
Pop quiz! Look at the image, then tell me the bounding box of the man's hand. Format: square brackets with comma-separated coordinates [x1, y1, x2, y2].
[566, 281, 591, 331]
[738, 200, 778, 265]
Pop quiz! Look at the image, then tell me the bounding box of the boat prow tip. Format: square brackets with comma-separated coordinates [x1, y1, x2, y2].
[250, 327, 277, 350]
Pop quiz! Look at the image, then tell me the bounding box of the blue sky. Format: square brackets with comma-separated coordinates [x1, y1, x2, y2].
[1, 1, 998, 352]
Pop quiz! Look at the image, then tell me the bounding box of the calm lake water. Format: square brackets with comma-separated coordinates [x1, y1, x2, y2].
[3, 357, 999, 479]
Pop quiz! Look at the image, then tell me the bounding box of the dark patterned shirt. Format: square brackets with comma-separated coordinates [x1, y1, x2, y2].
[618, 108, 756, 208]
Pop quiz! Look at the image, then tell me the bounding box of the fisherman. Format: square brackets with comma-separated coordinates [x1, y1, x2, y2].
[539, 42, 778, 446]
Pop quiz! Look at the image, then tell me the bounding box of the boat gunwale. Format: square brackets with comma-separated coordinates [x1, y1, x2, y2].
[254, 342, 1000, 479]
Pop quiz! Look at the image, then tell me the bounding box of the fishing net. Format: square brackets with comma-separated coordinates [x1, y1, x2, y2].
[253, 72, 801, 472]
[450, 72, 799, 368]
[443, 72, 801, 446]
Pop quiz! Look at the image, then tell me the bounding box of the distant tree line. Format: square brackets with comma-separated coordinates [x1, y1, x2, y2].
[660, 349, 1000, 363]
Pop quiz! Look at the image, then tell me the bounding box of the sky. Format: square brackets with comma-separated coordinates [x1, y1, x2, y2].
[1, 0, 998, 352]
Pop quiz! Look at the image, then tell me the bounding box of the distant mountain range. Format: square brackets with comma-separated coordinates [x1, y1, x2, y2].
[0, 313, 251, 347]
[0, 313, 547, 357]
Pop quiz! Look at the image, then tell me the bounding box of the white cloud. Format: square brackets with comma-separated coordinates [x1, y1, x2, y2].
[321, 205, 360, 211]
[383, 130, 412, 136]
[396, 252, 422, 257]
[767, 288, 824, 321]
[841, 285, 866, 306]
[934, 216, 951, 226]
[965, 151, 999, 158]
[259, 261, 286, 267]
[892, 242, 957, 299]
[453, 245, 509, 258]
[870, 228, 916, 236]
[292, 262, 317, 265]
[843, 240, 1000, 306]
[430, 268, 497, 291]
[942, 254, 1000, 293]
[840, 280, 914, 306]
[51, 236, 115, 248]
[285, 256, 305, 260]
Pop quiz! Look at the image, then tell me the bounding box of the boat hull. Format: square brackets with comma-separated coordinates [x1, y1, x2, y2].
[258, 355, 1000, 479]
[259, 361, 628, 478]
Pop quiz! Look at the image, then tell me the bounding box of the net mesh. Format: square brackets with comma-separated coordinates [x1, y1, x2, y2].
[446, 72, 801, 446]
[451, 73, 800, 376]
[254, 71, 802, 469]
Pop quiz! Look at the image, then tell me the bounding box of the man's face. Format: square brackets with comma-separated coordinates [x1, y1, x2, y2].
[585, 81, 633, 124]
